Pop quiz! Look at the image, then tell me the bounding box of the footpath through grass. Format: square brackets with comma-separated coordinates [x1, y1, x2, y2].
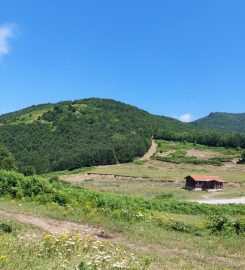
[0, 216, 147, 270]
[0, 170, 245, 269]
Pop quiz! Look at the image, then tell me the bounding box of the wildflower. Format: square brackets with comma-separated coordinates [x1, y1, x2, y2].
[0, 255, 7, 260]
[112, 261, 127, 268]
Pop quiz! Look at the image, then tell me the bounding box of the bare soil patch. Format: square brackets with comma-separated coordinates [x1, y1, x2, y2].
[186, 149, 221, 159]
[140, 140, 158, 160]
[61, 173, 153, 183]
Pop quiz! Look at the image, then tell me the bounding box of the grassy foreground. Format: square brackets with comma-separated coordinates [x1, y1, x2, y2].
[0, 217, 147, 270]
[0, 170, 245, 269]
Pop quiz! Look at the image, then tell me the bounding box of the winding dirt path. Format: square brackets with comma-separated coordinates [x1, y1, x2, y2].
[140, 140, 158, 160]
[0, 209, 111, 238]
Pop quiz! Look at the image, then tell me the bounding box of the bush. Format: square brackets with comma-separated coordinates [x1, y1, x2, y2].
[0, 170, 53, 199]
[78, 261, 92, 270]
[133, 158, 145, 165]
[155, 192, 174, 200]
[0, 145, 16, 171]
[207, 215, 237, 235]
[0, 222, 13, 233]
[238, 150, 245, 164]
[23, 166, 36, 176]
[52, 191, 71, 206]
[167, 220, 201, 235]
[234, 217, 245, 235]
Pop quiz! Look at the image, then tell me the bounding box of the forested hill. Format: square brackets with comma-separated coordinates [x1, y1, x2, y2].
[194, 112, 245, 133]
[0, 98, 245, 174]
[0, 98, 179, 173]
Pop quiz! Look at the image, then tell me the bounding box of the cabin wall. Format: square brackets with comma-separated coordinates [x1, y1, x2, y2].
[185, 177, 223, 191]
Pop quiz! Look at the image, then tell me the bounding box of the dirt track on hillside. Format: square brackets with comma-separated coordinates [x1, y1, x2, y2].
[140, 140, 157, 160]
[0, 209, 111, 239]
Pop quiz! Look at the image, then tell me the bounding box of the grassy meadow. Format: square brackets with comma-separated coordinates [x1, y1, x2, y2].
[0, 141, 244, 269]
[58, 140, 243, 201]
[0, 199, 244, 270]
[0, 107, 53, 126]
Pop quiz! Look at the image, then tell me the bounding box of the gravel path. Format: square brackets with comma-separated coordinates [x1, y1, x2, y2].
[193, 197, 245, 205]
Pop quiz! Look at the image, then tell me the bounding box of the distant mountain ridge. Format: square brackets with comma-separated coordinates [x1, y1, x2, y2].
[194, 112, 245, 133]
[0, 99, 245, 173]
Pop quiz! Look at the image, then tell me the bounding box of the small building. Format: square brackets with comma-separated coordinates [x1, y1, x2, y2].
[185, 175, 224, 191]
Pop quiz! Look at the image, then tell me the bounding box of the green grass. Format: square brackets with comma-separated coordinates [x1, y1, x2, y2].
[0, 169, 245, 269]
[88, 160, 245, 183]
[70, 177, 245, 200]
[0, 199, 244, 270]
[0, 107, 53, 126]
[156, 140, 241, 155]
[0, 216, 146, 270]
[41, 166, 93, 179]
[58, 141, 245, 200]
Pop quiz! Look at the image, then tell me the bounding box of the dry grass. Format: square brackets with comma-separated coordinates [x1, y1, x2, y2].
[60, 159, 245, 200]
[186, 149, 222, 159]
[88, 160, 245, 183]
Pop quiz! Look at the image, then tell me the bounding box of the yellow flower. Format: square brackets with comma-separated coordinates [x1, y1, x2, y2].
[43, 232, 51, 240]
[61, 232, 69, 240]
[0, 255, 7, 260]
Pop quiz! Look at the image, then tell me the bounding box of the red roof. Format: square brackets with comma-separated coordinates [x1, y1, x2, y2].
[186, 175, 224, 182]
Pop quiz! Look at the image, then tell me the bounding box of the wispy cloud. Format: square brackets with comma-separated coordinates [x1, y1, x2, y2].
[0, 23, 19, 59]
[179, 113, 192, 122]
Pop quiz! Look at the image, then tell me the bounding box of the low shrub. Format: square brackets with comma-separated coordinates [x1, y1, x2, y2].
[133, 158, 145, 165]
[155, 192, 174, 200]
[0, 222, 13, 233]
[0, 170, 53, 199]
[207, 215, 245, 235]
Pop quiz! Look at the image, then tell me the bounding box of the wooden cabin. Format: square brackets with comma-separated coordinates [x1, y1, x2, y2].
[185, 175, 224, 191]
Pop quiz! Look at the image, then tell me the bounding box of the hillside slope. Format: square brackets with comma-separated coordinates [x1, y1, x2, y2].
[0, 98, 181, 173]
[194, 112, 245, 133]
[0, 99, 245, 173]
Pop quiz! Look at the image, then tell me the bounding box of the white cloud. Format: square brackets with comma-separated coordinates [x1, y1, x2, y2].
[0, 23, 18, 58]
[179, 113, 192, 122]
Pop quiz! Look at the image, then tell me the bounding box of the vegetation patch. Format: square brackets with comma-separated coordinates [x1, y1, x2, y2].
[1, 170, 245, 238]
[0, 98, 245, 174]
[0, 227, 148, 270]
[155, 140, 241, 165]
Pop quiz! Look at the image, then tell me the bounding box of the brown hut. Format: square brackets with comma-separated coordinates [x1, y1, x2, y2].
[185, 175, 224, 191]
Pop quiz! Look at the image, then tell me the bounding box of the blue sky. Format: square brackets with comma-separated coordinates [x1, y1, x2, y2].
[0, 0, 244, 121]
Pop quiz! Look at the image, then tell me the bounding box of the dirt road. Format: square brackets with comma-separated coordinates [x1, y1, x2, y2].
[0, 209, 110, 238]
[140, 140, 158, 160]
[193, 197, 245, 205]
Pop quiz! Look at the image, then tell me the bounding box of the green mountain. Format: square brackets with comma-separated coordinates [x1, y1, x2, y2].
[0, 98, 244, 173]
[194, 112, 245, 133]
[0, 98, 181, 173]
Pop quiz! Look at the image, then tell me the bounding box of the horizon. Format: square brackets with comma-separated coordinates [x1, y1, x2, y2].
[1, 0, 245, 121]
[0, 96, 244, 122]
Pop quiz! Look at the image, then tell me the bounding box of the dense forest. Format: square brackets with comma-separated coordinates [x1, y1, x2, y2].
[194, 112, 245, 133]
[0, 98, 245, 173]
